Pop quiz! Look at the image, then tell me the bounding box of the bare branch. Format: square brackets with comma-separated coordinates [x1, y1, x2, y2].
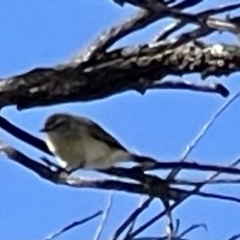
[173, 178, 240, 185]
[124, 197, 147, 239]
[2, 137, 239, 213]
[113, 0, 167, 9]
[112, 197, 153, 240]
[1, 42, 238, 110]
[127, 158, 240, 238]
[78, 10, 159, 61]
[228, 233, 240, 240]
[153, 2, 240, 42]
[167, 92, 240, 179]
[148, 80, 229, 97]
[178, 223, 207, 238]
[93, 192, 114, 240]
[0, 140, 186, 200]
[45, 211, 102, 240]
[0, 116, 51, 155]
[80, 0, 205, 61]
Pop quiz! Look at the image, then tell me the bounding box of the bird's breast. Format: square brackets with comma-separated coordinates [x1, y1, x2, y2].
[45, 133, 129, 170]
[45, 134, 85, 169]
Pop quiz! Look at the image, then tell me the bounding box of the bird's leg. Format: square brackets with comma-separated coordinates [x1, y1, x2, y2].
[40, 156, 71, 180]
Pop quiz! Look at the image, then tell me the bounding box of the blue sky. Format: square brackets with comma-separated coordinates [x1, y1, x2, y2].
[1, 0, 240, 239]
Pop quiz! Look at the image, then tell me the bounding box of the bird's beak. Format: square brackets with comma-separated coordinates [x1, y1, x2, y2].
[39, 127, 47, 132]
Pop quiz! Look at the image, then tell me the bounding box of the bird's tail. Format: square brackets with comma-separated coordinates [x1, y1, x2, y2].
[130, 154, 189, 201]
[130, 153, 158, 170]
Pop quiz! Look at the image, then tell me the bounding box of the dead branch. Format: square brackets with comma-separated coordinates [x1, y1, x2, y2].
[127, 157, 240, 238]
[45, 211, 102, 240]
[1, 42, 239, 109]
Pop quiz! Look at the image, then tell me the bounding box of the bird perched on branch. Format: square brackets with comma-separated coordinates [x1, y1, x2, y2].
[40, 113, 158, 173]
[40, 113, 189, 203]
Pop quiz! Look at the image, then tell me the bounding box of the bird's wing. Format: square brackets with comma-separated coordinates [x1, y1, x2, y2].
[80, 117, 128, 152]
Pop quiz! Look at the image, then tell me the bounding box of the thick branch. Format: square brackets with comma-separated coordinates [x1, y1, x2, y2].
[0, 42, 236, 109]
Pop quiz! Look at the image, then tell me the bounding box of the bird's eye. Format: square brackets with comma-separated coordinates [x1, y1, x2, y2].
[47, 118, 66, 131]
[53, 120, 66, 129]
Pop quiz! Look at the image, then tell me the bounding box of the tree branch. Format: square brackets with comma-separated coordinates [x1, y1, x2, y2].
[1, 41, 237, 109]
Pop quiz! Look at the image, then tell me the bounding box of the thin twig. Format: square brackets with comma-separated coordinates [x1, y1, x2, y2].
[0, 116, 51, 155]
[151, 161, 240, 174]
[78, 10, 158, 61]
[174, 177, 240, 185]
[167, 92, 240, 179]
[228, 233, 240, 240]
[178, 223, 207, 238]
[127, 157, 240, 238]
[93, 191, 115, 240]
[153, 2, 240, 42]
[148, 81, 229, 97]
[112, 198, 153, 240]
[124, 196, 148, 239]
[44, 211, 102, 240]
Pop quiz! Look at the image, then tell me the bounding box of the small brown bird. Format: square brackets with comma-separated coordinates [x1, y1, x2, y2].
[40, 113, 157, 172]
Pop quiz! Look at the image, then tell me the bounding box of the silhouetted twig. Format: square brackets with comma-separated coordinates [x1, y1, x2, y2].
[112, 198, 153, 240]
[93, 191, 114, 240]
[167, 92, 240, 179]
[44, 211, 102, 240]
[153, 2, 240, 42]
[124, 197, 147, 239]
[127, 158, 240, 238]
[146, 80, 229, 97]
[228, 233, 240, 240]
[178, 223, 207, 238]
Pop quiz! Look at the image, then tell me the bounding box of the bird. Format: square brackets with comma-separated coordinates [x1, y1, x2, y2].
[40, 113, 158, 172]
[40, 113, 189, 203]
